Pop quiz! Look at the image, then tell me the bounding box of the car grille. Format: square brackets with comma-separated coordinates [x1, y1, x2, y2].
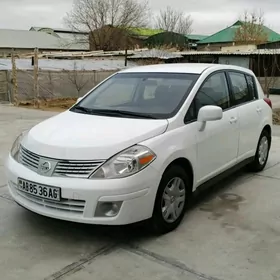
[19, 146, 40, 172]
[53, 160, 104, 178]
[19, 146, 105, 178]
[16, 187, 85, 214]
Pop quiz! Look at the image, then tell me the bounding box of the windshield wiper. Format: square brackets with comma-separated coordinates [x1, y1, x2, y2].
[72, 106, 94, 114]
[91, 109, 158, 119]
[72, 106, 157, 119]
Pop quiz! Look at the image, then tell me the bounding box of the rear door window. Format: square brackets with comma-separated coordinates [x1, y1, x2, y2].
[228, 72, 253, 105]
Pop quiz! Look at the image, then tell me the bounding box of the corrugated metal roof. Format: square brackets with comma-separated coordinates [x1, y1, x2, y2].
[0, 29, 88, 50]
[178, 49, 280, 55]
[198, 21, 280, 44]
[131, 49, 183, 59]
[185, 34, 208, 41]
[29, 27, 87, 34]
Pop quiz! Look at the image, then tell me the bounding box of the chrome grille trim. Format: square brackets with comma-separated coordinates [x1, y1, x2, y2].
[16, 189, 85, 214]
[19, 145, 105, 178]
[19, 146, 40, 172]
[53, 160, 104, 178]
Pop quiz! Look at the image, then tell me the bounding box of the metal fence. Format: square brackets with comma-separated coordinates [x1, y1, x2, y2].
[0, 69, 117, 103]
[0, 71, 9, 102]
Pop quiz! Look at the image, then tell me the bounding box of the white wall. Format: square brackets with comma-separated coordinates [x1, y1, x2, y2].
[218, 56, 250, 68]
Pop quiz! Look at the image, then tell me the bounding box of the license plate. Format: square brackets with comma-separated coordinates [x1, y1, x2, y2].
[17, 178, 61, 201]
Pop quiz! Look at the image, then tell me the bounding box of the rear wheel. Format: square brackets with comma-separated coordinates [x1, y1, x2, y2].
[150, 165, 191, 235]
[248, 129, 270, 172]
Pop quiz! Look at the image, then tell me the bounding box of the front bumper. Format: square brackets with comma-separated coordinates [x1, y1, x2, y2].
[5, 154, 160, 225]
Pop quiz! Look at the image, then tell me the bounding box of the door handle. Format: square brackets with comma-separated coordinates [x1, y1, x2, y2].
[230, 117, 238, 124]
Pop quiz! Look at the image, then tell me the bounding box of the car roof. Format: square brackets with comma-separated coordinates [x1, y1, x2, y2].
[119, 63, 254, 75]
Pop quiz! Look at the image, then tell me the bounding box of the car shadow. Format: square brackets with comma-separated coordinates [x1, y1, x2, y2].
[190, 168, 251, 211]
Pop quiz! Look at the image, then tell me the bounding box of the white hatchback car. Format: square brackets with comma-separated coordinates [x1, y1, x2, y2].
[6, 63, 272, 234]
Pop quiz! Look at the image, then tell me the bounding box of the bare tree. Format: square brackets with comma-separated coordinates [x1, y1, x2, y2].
[234, 10, 268, 45]
[64, 0, 151, 50]
[67, 61, 90, 97]
[155, 6, 193, 35]
[257, 51, 280, 98]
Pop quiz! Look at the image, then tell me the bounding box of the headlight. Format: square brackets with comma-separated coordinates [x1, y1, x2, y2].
[11, 131, 28, 161]
[90, 145, 156, 179]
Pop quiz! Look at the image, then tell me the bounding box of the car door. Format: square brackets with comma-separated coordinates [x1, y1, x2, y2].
[185, 71, 239, 185]
[227, 71, 261, 160]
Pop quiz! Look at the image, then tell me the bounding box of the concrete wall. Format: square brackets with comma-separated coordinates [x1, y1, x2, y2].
[258, 77, 280, 90]
[218, 56, 250, 69]
[7, 70, 117, 102]
[197, 42, 235, 51]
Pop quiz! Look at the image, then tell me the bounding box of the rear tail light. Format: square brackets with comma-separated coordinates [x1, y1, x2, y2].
[264, 98, 272, 109]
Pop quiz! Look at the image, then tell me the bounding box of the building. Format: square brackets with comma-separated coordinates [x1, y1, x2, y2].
[145, 32, 208, 50]
[186, 34, 208, 50]
[29, 27, 89, 51]
[89, 26, 140, 51]
[0, 29, 89, 57]
[128, 28, 164, 40]
[258, 40, 280, 50]
[197, 21, 280, 51]
[89, 26, 163, 51]
[145, 32, 188, 50]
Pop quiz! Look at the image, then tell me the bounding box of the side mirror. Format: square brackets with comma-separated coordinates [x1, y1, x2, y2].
[197, 105, 223, 131]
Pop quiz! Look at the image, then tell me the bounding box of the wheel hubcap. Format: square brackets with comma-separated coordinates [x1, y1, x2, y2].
[161, 177, 186, 223]
[258, 136, 269, 165]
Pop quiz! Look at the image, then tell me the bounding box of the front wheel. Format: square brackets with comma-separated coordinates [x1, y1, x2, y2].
[248, 130, 270, 172]
[150, 165, 191, 235]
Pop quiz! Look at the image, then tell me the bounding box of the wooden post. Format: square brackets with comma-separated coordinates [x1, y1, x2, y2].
[33, 48, 39, 108]
[124, 49, 128, 66]
[11, 49, 18, 106]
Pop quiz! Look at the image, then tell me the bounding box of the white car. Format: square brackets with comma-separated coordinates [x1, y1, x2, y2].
[5, 63, 272, 234]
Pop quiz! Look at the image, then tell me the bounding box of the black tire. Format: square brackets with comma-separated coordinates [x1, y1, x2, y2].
[248, 129, 271, 172]
[150, 165, 191, 235]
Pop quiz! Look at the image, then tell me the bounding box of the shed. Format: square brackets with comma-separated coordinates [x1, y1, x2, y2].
[89, 25, 145, 51]
[258, 40, 280, 50]
[179, 49, 280, 77]
[29, 27, 89, 51]
[197, 21, 280, 51]
[0, 29, 88, 57]
[145, 32, 189, 50]
[185, 34, 208, 50]
[128, 28, 164, 39]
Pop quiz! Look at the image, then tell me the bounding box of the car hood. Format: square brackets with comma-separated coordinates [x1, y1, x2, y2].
[22, 111, 168, 160]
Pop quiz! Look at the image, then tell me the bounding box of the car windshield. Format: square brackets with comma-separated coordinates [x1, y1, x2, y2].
[71, 72, 199, 119]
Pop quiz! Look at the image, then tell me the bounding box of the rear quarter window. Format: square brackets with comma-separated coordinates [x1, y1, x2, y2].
[245, 75, 258, 100]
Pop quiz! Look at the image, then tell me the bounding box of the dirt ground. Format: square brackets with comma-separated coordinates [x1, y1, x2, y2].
[273, 109, 280, 125]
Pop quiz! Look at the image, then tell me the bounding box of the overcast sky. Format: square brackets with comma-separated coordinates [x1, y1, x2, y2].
[1, 0, 280, 35]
